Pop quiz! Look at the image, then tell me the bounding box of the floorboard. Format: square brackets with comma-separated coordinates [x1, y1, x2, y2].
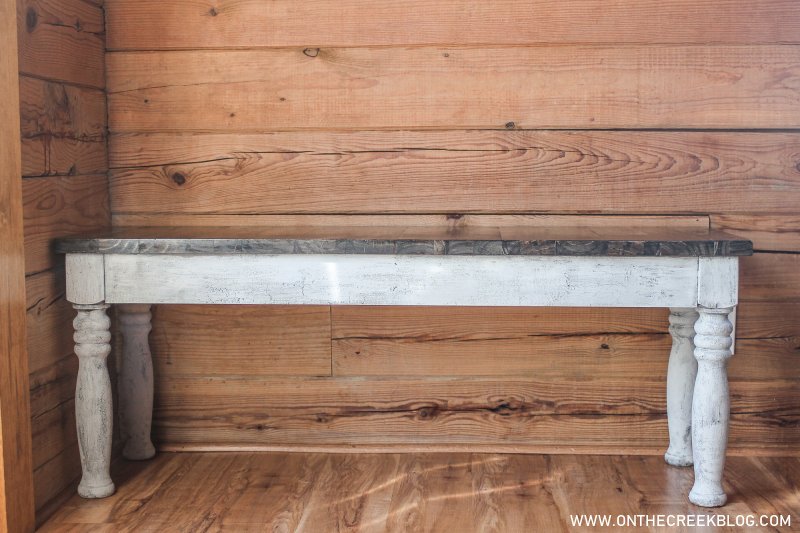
[39, 452, 800, 532]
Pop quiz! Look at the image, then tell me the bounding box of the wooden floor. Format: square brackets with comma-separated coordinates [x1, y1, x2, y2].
[40, 452, 799, 532]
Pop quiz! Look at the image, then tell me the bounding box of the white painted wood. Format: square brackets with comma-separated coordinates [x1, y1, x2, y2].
[697, 257, 738, 309]
[690, 307, 734, 507]
[103, 255, 699, 307]
[63, 250, 744, 506]
[73, 304, 114, 499]
[664, 308, 698, 468]
[66, 254, 105, 305]
[117, 304, 156, 461]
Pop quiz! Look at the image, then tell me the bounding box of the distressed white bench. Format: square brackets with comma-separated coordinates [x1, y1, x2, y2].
[56, 226, 752, 507]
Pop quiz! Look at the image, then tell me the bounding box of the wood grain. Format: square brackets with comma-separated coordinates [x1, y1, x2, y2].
[20, 76, 105, 140]
[32, 443, 80, 519]
[25, 269, 74, 376]
[336, 302, 799, 339]
[100, 0, 800, 470]
[107, 131, 800, 215]
[740, 253, 800, 301]
[28, 355, 76, 420]
[155, 376, 800, 419]
[38, 453, 800, 532]
[31, 397, 75, 470]
[333, 306, 670, 337]
[23, 174, 110, 274]
[107, 46, 800, 131]
[17, 0, 104, 88]
[2, 0, 35, 527]
[17, 0, 108, 517]
[150, 381, 800, 450]
[151, 305, 332, 377]
[332, 334, 798, 380]
[737, 301, 800, 339]
[711, 215, 800, 252]
[22, 135, 107, 178]
[105, 0, 800, 50]
[107, 130, 800, 170]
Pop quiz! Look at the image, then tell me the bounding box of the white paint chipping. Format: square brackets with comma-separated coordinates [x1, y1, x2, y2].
[118, 304, 156, 461]
[103, 254, 699, 307]
[73, 304, 115, 498]
[66, 254, 105, 305]
[689, 307, 735, 507]
[63, 250, 741, 507]
[665, 308, 699, 468]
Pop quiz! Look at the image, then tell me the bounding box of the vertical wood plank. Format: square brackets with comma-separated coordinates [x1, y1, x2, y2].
[1, 0, 36, 528]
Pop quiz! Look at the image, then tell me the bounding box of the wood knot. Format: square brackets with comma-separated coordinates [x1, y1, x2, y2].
[26, 7, 37, 31]
[417, 406, 439, 419]
[505, 121, 516, 129]
[490, 402, 515, 416]
[171, 172, 186, 185]
[303, 48, 320, 58]
[446, 214, 464, 221]
[208, 7, 218, 16]
[600, 343, 610, 349]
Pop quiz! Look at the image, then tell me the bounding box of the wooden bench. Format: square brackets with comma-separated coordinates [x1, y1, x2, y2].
[56, 226, 752, 507]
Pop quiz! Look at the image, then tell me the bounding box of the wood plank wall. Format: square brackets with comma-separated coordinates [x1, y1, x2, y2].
[16, 0, 110, 523]
[105, 2, 800, 455]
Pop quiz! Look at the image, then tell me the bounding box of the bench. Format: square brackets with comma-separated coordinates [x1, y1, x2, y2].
[56, 225, 753, 507]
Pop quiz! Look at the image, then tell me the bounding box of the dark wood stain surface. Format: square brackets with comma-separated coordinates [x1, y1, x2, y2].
[55, 226, 752, 256]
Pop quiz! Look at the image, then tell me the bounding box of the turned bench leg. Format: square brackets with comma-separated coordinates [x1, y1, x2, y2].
[689, 306, 734, 507]
[73, 304, 115, 498]
[665, 308, 698, 467]
[118, 304, 156, 460]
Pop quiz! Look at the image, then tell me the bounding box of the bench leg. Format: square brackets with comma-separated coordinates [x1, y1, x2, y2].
[118, 304, 156, 461]
[689, 306, 734, 507]
[73, 304, 115, 498]
[665, 308, 698, 467]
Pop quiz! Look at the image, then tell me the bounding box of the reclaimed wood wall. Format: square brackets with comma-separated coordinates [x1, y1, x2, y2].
[16, 0, 110, 521]
[104, 2, 800, 455]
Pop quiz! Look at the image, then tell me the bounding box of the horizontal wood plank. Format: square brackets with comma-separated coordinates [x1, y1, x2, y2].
[333, 306, 669, 338]
[17, 0, 104, 88]
[23, 174, 110, 274]
[28, 355, 77, 420]
[20, 76, 105, 139]
[32, 443, 80, 514]
[108, 132, 800, 215]
[108, 130, 800, 171]
[151, 305, 332, 377]
[105, 0, 800, 50]
[711, 215, 800, 252]
[22, 136, 106, 177]
[107, 46, 800, 131]
[333, 302, 799, 340]
[155, 377, 800, 418]
[31, 397, 75, 470]
[152, 377, 800, 451]
[25, 269, 74, 375]
[737, 301, 800, 339]
[740, 253, 800, 301]
[332, 334, 799, 380]
[113, 214, 709, 232]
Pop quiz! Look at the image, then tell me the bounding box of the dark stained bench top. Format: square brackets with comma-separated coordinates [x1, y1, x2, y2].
[55, 226, 753, 257]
